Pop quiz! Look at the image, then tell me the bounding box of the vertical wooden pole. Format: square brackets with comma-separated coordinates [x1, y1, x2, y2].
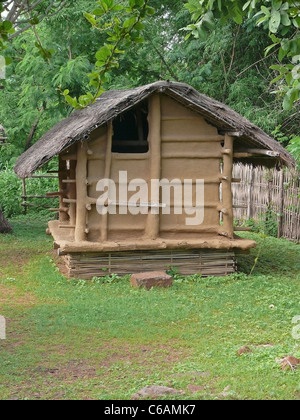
[101, 122, 113, 242]
[277, 169, 284, 238]
[59, 156, 69, 222]
[22, 178, 27, 215]
[222, 134, 234, 238]
[145, 95, 162, 240]
[69, 160, 76, 226]
[247, 168, 254, 220]
[266, 170, 273, 228]
[291, 173, 298, 241]
[75, 142, 88, 242]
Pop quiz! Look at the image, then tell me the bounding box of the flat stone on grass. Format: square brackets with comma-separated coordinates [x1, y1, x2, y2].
[131, 385, 183, 400]
[130, 271, 173, 290]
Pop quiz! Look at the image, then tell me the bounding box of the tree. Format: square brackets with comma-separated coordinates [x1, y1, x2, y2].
[0, 123, 12, 233]
[63, 0, 155, 108]
[184, 0, 300, 110]
[0, 0, 68, 46]
[0, 204, 12, 233]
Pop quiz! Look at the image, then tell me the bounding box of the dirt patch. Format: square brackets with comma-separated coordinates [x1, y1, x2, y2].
[99, 343, 190, 369]
[33, 359, 97, 382]
[0, 249, 37, 276]
[186, 384, 205, 393]
[0, 284, 37, 308]
[28, 341, 191, 387]
[131, 385, 183, 400]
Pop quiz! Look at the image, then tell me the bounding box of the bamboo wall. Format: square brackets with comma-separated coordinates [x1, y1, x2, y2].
[232, 164, 300, 242]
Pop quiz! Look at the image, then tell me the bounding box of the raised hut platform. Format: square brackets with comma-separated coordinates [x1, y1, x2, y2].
[49, 220, 256, 279]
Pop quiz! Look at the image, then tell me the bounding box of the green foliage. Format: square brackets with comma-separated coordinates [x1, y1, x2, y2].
[286, 136, 300, 165]
[184, 0, 300, 109]
[0, 168, 58, 217]
[63, 0, 155, 108]
[238, 208, 280, 238]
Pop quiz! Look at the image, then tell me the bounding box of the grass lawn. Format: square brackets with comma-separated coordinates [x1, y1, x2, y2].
[0, 215, 300, 400]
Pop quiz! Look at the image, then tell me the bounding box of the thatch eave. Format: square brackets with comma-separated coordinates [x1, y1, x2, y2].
[14, 81, 296, 178]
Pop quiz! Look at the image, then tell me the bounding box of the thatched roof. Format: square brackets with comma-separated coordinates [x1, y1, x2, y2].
[14, 81, 295, 178]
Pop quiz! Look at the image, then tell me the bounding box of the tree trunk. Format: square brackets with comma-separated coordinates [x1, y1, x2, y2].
[0, 205, 12, 234]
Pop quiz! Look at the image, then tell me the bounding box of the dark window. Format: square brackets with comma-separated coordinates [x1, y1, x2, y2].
[112, 102, 149, 153]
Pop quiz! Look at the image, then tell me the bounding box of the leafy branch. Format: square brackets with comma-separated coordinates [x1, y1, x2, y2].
[0, 1, 68, 49]
[62, 0, 155, 109]
[183, 0, 300, 110]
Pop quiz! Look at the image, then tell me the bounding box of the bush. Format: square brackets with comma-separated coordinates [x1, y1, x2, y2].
[237, 209, 279, 238]
[0, 168, 59, 218]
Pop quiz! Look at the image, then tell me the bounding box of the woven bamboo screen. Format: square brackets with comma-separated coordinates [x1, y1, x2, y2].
[232, 164, 300, 242]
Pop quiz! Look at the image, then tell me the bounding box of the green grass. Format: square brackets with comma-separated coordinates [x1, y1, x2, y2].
[0, 216, 300, 400]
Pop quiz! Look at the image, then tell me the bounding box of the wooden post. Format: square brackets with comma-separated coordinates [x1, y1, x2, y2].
[278, 169, 284, 238]
[145, 95, 162, 240]
[221, 134, 234, 238]
[22, 178, 27, 215]
[58, 157, 69, 222]
[100, 122, 113, 242]
[0, 205, 12, 234]
[69, 160, 76, 226]
[247, 168, 254, 220]
[75, 142, 88, 242]
[266, 170, 273, 228]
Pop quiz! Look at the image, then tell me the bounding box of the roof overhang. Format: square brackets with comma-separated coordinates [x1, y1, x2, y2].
[14, 81, 296, 178]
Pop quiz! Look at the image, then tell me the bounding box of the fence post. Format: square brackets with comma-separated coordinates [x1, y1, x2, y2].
[22, 178, 27, 215]
[247, 167, 254, 219]
[278, 169, 284, 238]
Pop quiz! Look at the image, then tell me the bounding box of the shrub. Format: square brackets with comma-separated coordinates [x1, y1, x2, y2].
[0, 168, 59, 218]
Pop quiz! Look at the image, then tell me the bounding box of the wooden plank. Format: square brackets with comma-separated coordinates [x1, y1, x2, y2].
[31, 175, 59, 179]
[161, 135, 225, 142]
[62, 179, 76, 184]
[22, 195, 57, 199]
[47, 191, 65, 197]
[21, 203, 52, 209]
[162, 153, 223, 159]
[63, 198, 77, 204]
[49, 208, 69, 213]
[235, 149, 280, 157]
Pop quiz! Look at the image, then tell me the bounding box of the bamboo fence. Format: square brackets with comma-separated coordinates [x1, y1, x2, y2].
[232, 164, 300, 242]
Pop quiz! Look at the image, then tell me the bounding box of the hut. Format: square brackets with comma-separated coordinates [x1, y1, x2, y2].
[14, 81, 295, 278]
